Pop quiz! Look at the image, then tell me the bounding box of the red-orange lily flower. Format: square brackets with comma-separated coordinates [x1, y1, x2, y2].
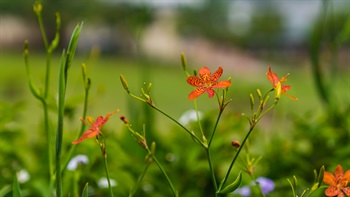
[323, 165, 350, 197]
[72, 110, 119, 144]
[266, 66, 297, 100]
[186, 66, 231, 100]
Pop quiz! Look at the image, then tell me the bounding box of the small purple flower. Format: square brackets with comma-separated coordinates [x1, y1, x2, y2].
[233, 185, 251, 196]
[255, 177, 275, 195]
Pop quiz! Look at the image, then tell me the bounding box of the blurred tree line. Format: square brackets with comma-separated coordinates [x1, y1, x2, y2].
[1, 0, 348, 53]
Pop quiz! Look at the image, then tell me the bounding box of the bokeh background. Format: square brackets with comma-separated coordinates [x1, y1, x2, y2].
[1, 0, 349, 196]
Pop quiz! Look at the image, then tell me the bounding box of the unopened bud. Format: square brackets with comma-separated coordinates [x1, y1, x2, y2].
[120, 75, 129, 92]
[181, 53, 187, 70]
[249, 93, 254, 108]
[256, 89, 262, 99]
[120, 115, 128, 124]
[231, 140, 241, 148]
[33, 2, 42, 14]
[147, 83, 152, 93]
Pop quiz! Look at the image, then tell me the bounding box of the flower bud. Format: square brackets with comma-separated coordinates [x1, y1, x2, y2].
[120, 115, 128, 124]
[33, 2, 42, 14]
[256, 89, 262, 99]
[120, 75, 129, 93]
[232, 140, 241, 148]
[249, 93, 255, 108]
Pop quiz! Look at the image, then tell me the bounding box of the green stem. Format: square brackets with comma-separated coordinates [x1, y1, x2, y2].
[36, 11, 49, 50]
[103, 155, 114, 197]
[150, 104, 206, 147]
[205, 148, 218, 191]
[208, 111, 223, 147]
[152, 155, 178, 197]
[56, 51, 66, 197]
[193, 99, 206, 143]
[219, 124, 255, 191]
[129, 163, 151, 197]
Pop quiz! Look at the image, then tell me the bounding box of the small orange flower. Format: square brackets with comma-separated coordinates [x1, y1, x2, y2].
[323, 165, 350, 197]
[186, 66, 231, 100]
[266, 66, 297, 100]
[72, 110, 119, 144]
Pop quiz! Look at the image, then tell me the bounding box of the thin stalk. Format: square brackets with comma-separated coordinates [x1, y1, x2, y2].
[150, 104, 206, 148]
[208, 111, 223, 147]
[152, 155, 178, 197]
[193, 99, 206, 143]
[103, 156, 114, 197]
[219, 124, 255, 191]
[205, 148, 217, 191]
[56, 51, 66, 197]
[36, 12, 49, 50]
[129, 163, 151, 197]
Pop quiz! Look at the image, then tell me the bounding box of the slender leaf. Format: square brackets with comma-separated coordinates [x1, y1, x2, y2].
[12, 175, 22, 197]
[217, 171, 242, 194]
[81, 183, 89, 197]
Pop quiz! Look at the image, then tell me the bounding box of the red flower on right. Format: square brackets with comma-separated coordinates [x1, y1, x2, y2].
[323, 165, 350, 197]
[266, 66, 297, 100]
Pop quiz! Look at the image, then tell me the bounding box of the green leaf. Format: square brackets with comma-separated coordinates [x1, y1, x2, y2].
[12, 175, 22, 197]
[81, 183, 88, 197]
[217, 171, 242, 194]
[336, 14, 350, 45]
[0, 185, 11, 197]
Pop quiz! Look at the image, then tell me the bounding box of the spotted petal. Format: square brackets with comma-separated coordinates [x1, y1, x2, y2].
[211, 66, 223, 82]
[212, 80, 231, 88]
[72, 127, 100, 144]
[199, 67, 211, 82]
[206, 88, 215, 98]
[188, 87, 206, 100]
[342, 187, 350, 196]
[187, 76, 204, 87]
[325, 186, 340, 197]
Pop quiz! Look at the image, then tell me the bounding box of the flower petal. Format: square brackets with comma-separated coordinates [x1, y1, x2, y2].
[266, 66, 279, 86]
[334, 165, 344, 180]
[212, 80, 231, 88]
[187, 76, 203, 87]
[344, 170, 350, 182]
[199, 67, 211, 82]
[206, 88, 215, 98]
[211, 66, 223, 82]
[324, 171, 337, 186]
[72, 127, 100, 144]
[342, 187, 350, 196]
[325, 185, 340, 197]
[188, 87, 206, 100]
[283, 93, 298, 101]
[281, 85, 291, 93]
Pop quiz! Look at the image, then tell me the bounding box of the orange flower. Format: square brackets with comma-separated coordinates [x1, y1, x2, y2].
[323, 165, 350, 197]
[72, 110, 119, 144]
[266, 66, 297, 100]
[186, 66, 231, 100]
